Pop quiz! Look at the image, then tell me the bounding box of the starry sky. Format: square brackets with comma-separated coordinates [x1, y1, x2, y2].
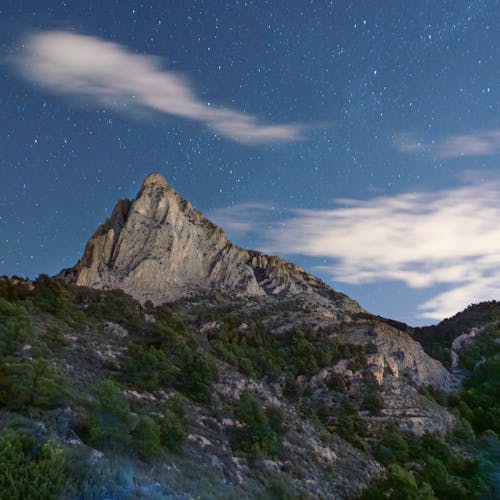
[2, 1, 500, 325]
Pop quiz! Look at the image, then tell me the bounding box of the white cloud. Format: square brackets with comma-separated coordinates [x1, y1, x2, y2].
[13, 31, 302, 144]
[436, 129, 500, 158]
[394, 129, 500, 158]
[214, 181, 500, 320]
[392, 132, 426, 153]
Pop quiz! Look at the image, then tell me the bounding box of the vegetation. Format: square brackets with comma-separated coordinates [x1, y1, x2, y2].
[1, 276, 500, 497]
[362, 320, 500, 498]
[364, 427, 489, 499]
[451, 324, 500, 435]
[232, 393, 287, 458]
[210, 323, 370, 380]
[159, 397, 188, 453]
[0, 429, 66, 500]
[335, 401, 368, 451]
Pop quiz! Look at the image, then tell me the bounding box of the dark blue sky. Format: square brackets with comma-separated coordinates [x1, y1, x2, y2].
[2, 1, 500, 325]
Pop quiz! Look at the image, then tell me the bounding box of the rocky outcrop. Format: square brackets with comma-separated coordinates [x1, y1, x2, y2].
[60, 173, 362, 313]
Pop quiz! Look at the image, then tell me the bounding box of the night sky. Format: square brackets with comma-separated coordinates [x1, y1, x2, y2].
[2, 1, 500, 325]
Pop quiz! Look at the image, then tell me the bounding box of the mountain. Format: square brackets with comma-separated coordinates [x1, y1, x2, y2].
[60, 173, 361, 314]
[1, 173, 498, 499]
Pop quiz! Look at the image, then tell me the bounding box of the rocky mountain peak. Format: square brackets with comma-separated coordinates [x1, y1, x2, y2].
[142, 172, 168, 189]
[59, 173, 362, 312]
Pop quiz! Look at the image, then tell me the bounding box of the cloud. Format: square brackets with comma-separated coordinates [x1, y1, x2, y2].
[12, 31, 302, 144]
[213, 181, 500, 320]
[392, 132, 426, 153]
[394, 129, 500, 158]
[436, 129, 500, 158]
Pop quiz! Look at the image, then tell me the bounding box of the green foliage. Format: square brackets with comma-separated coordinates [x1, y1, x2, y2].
[460, 355, 500, 435]
[374, 429, 409, 465]
[327, 372, 348, 392]
[122, 337, 216, 402]
[121, 345, 170, 390]
[0, 429, 66, 500]
[172, 344, 217, 402]
[232, 393, 287, 458]
[131, 415, 161, 458]
[0, 358, 68, 411]
[361, 388, 384, 415]
[81, 288, 146, 333]
[266, 475, 297, 499]
[0, 297, 32, 357]
[159, 398, 188, 453]
[368, 428, 489, 499]
[336, 402, 367, 450]
[210, 327, 365, 380]
[86, 380, 136, 451]
[84, 380, 166, 458]
[32, 275, 74, 317]
[361, 464, 435, 500]
[118, 304, 217, 402]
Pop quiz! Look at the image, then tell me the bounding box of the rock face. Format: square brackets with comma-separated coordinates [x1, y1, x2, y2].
[59, 172, 459, 437]
[60, 173, 362, 312]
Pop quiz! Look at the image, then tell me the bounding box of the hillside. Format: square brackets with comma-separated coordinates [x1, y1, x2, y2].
[0, 174, 498, 498]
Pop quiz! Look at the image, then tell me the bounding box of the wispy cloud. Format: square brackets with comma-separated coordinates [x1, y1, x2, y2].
[213, 181, 500, 320]
[436, 129, 500, 158]
[392, 132, 426, 153]
[394, 129, 500, 158]
[12, 31, 302, 144]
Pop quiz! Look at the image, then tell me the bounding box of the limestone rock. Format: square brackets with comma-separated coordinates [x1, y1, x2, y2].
[60, 173, 362, 313]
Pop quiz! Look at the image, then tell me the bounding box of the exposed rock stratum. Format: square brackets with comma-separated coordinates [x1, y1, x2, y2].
[60, 173, 361, 312]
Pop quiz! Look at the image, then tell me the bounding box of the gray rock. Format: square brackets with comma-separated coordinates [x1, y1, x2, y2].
[60, 173, 362, 315]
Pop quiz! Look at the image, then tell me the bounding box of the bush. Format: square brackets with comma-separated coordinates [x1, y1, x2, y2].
[121, 345, 170, 390]
[0, 429, 66, 500]
[84, 380, 163, 458]
[361, 388, 384, 415]
[336, 402, 367, 449]
[327, 372, 347, 392]
[86, 380, 135, 451]
[0, 298, 31, 357]
[131, 415, 161, 458]
[0, 358, 68, 411]
[361, 464, 434, 499]
[232, 394, 287, 458]
[173, 345, 217, 402]
[266, 476, 296, 499]
[210, 327, 344, 380]
[159, 401, 188, 453]
[374, 430, 409, 465]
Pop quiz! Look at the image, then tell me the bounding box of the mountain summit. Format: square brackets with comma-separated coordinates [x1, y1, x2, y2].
[60, 173, 361, 311]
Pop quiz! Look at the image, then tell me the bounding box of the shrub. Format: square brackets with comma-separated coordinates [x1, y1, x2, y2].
[0, 298, 31, 357]
[172, 345, 217, 403]
[86, 380, 136, 451]
[121, 345, 170, 390]
[336, 402, 367, 449]
[0, 358, 68, 411]
[374, 430, 409, 465]
[159, 401, 188, 453]
[232, 393, 287, 458]
[0, 429, 66, 500]
[84, 380, 164, 458]
[361, 464, 434, 499]
[361, 388, 384, 415]
[266, 476, 296, 499]
[131, 415, 161, 458]
[327, 372, 347, 392]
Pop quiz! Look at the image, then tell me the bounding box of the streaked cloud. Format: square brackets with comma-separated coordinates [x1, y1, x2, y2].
[392, 132, 426, 153]
[213, 181, 500, 320]
[12, 31, 302, 144]
[436, 129, 500, 158]
[394, 129, 500, 158]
